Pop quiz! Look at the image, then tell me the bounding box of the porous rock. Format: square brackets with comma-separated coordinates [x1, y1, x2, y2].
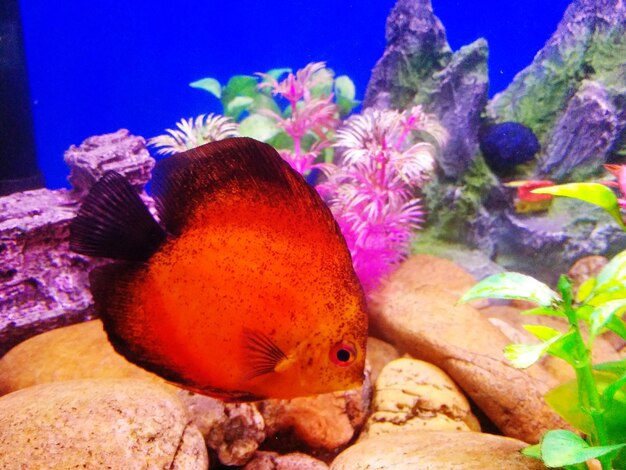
[365, 0, 488, 178]
[63, 128, 155, 195]
[0, 378, 208, 469]
[178, 392, 265, 466]
[330, 431, 547, 470]
[371, 268, 567, 442]
[537, 80, 620, 181]
[243, 451, 329, 470]
[0, 130, 155, 356]
[259, 370, 372, 451]
[362, 357, 480, 439]
[0, 187, 93, 356]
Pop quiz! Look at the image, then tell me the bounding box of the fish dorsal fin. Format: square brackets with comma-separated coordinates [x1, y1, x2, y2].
[70, 171, 166, 261]
[151, 137, 334, 235]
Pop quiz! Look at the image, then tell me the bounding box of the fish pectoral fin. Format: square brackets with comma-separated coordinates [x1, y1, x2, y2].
[70, 171, 166, 261]
[242, 328, 289, 380]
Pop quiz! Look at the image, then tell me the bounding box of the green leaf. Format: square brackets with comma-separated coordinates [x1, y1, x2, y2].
[524, 324, 563, 341]
[225, 96, 254, 119]
[250, 93, 281, 115]
[595, 359, 626, 376]
[238, 113, 281, 142]
[539, 429, 626, 466]
[547, 371, 626, 441]
[222, 75, 259, 107]
[265, 68, 291, 80]
[595, 250, 626, 294]
[603, 372, 626, 409]
[189, 77, 222, 98]
[504, 342, 550, 369]
[310, 68, 334, 98]
[335, 75, 356, 100]
[459, 273, 560, 307]
[336, 95, 360, 117]
[546, 330, 580, 366]
[533, 183, 626, 230]
[520, 444, 541, 459]
[589, 299, 626, 340]
[576, 277, 596, 303]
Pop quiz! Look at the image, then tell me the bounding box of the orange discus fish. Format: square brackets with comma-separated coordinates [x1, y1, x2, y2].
[70, 137, 368, 401]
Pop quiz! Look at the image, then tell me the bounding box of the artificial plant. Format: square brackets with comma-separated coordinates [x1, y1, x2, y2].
[461, 175, 626, 469]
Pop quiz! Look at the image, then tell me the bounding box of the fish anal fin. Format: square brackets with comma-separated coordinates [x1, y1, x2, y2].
[70, 171, 166, 261]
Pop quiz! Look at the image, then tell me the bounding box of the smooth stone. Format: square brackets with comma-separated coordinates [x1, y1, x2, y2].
[370, 280, 567, 443]
[330, 431, 546, 469]
[366, 337, 401, 384]
[243, 451, 329, 469]
[0, 378, 208, 469]
[0, 319, 171, 396]
[362, 358, 479, 439]
[370, 254, 485, 314]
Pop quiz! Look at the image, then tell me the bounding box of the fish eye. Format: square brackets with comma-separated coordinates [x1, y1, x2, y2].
[330, 342, 357, 367]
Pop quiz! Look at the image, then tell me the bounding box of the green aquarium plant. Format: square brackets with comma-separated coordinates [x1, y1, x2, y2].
[183, 62, 359, 175]
[460, 179, 626, 469]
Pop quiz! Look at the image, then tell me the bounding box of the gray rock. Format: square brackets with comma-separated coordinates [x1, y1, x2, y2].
[494, 198, 626, 284]
[0, 130, 155, 356]
[427, 39, 489, 177]
[537, 80, 620, 180]
[64, 128, 155, 195]
[364, 0, 488, 178]
[487, 0, 626, 180]
[364, 0, 451, 110]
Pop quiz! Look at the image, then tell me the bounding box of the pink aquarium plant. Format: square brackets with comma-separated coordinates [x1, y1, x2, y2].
[257, 62, 340, 175]
[317, 106, 447, 293]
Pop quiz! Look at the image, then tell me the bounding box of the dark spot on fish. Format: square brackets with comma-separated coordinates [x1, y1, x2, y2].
[0, 269, 17, 281]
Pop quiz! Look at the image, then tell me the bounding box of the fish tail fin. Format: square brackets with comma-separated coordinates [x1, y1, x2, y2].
[70, 171, 166, 261]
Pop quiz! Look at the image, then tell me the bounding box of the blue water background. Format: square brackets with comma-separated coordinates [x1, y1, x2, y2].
[20, 0, 571, 189]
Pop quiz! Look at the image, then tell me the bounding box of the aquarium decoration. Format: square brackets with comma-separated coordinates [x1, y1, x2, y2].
[3, 0, 626, 468]
[461, 182, 626, 469]
[147, 114, 239, 156]
[150, 62, 447, 294]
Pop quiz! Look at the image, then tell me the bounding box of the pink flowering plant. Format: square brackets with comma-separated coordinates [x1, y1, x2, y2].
[150, 62, 447, 295]
[317, 106, 447, 293]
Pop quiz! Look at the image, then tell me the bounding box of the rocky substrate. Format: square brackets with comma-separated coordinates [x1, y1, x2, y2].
[2, 253, 622, 468]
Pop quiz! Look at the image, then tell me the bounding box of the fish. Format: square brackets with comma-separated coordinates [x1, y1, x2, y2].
[69, 137, 368, 401]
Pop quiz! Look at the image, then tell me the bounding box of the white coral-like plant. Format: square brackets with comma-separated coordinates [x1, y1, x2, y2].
[148, 113, 239, 156]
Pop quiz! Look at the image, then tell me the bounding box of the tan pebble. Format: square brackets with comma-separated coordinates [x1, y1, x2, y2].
[369, 254, 486, 313]
[366, 337, 400, 383]
[568, 255, 608, 289]
[259, 371, 371, 450]
[243, 451, 329, 469]
[0, 378, 208, 469]
[330, 431, 547, 469]
[370, 281, 568, 443]
[0, 319, 173, 395]
[362, 357, 480, 439]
